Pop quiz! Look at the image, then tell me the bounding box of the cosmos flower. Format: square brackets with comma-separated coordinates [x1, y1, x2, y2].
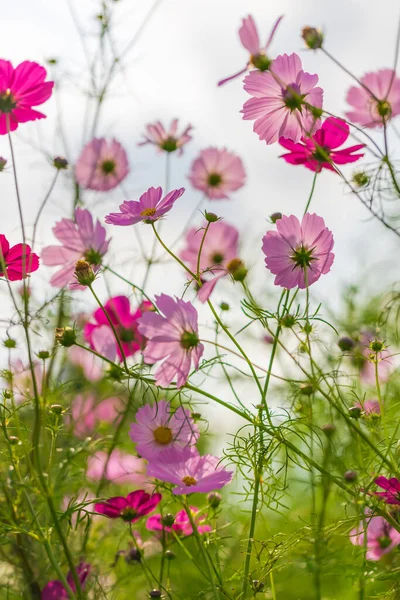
[262, 213, 334, 289]
[41, 563, 90, 600]
[350, 512, 400, 561]
[279, 117, 365, 172]
[41, 208, 109, 288]
[75, 138, 129, 191]
[86, 449, 150, 489]
[146, 506, 212, 536]
[95, 490, 162, 523]
[218, 14, 283, 86]
[374, 476, 400, 505]
[242, 53, 323, 144]
[105, 186, 185, 225]
[69, 394, 122, 438]
[138, 119, 192, 154]
[188, 148, 246, 200]
[346, 69, 400, 128]
[0, 60, 53, 134]
[0, 235, 39, 280]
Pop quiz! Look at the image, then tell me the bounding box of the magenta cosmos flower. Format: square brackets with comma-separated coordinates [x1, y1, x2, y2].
[147, 448, 233, 495]
[218, 14, 283, 86]
[138, 119, 192, 154]
[188, 148, 246, 200]
[346, 69, 400, 128]
[86, 449, 150, 488]
[129, 400, 199, 460]
[242, 53, 323, 145]
[69, 394, 122, 438]
[41, 562, 90, 600]
[147, 506, 211, 536]
[350, 513, 400, 561]
[41, 208, 109, 288]
[0, 60, 53, 134]
[75, 138, 129, 191]
[279, 117, 365, 172]
[95, 490, 161, 523]
[84, 296, 150, 361]
[262, 213, 334, 289]
[374, 476, 400, 505]
[106, 186, 185, 225]
[138, 294, 204, 388]
[0, 234, 39, 280]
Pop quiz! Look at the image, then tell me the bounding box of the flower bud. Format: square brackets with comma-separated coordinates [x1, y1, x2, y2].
[205, 211, 219, 223]
[74, 260, 96, 286]
[301, 26, 324, 49]
[220, 302, 230, 311]
[125, 547, 141, 563]
[8, 435, 19, 445]
[3, 390, 13, 400]
[338, 336, 354, 352]
[207, 492, 222, 509]
[349, 406, 361, 419]
[344, 470, 357, 482]
[303, 323, 312, 335]
[270, 212, 282, 223]
[252, 580, 265, 593]
[352, 171, 369, 188]
[227, 258, 247, 282]
[0, 157, 7, 171]
[370, 340, 384, 352]
[3, 338, 16, 349]
[161, 513, 175, 527]
[149, 591, 162, 599]
[164, 550, 175, 561]
[55, 327, 76, 347]
[191, 412, 202, 421]
[299, 383, 314, 396]
[280, 314, 296, 328]
[322, 423, 336, 436]
[37, 350, 50, 360]
[49, 404, 63, 415]
[53, 156, 68, 170]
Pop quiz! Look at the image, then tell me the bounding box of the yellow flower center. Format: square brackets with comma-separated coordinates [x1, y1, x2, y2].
[140, 208, 157, 217]
[181, 476, 197, 486]
[153, 426, 173, 445]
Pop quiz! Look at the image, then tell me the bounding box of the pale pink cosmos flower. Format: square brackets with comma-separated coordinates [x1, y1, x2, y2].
[218, 14, 283, 86]
[262, 213, 334, 289]
[129, 400, 199, 460]
[86, 449, 151, 489]
[138, 294, 204, 388]
[355, 399, 381, 416]
[346, 69, 400, 128]
[188, 148, 246, 200]
[147, 448, 233, 495]
[75, 138, 129, 191]
[105, 186, 185, 225]
[357, 333, 393, 385]
[41, 208, 110, 288]
[6, 359, 42, 404]
[242, 53, 323, 145]
[68, 346, 103, 382]
[0, 60, 54, 134]
[138, 119, 193, 154]
[180, 219, 240, 302]
[350, 512, 400, 560]
[146, 506, 212, 537]
[69, 394, 122, 438]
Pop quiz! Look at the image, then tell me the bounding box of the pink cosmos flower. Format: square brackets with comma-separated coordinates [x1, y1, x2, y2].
[262, 213, 334, 289]
[41, 208, 110, 288]
[346, 69, 400, 128]
[147, 448, 233, 495]
[41, 562, 90, 600]
[68, 346, 103, 382]
[75, 138, 129, 191]
[0, 234, 39, 280]
[188, 148, 246, 200]
[180, 219, 240, 301]
[355, 399, 381, 416]
[84, 296, 149, 361]
[95, 490, 162, 522]
[86, 449, 150, 489]
[129, 400, 199, 460]
[69, 394, 122, 438]
[146, 506, 212, 537]
[138, 119, 193, 154]
[242, 53, 323, 145]
[374, 476, 400, 505]
[350, 513, 400, 561]
[105, 186, 185, 226]
[218, 15, 283, 86]
[358, 334, 393, 385]
[138, 294, 204, 388]
[279, 117, 365, 172]
[0, 60, 53, 134]
[7, 359, 42, 404]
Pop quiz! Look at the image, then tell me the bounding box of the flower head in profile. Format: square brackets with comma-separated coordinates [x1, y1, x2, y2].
[147, 448, 233, 495]
[374, 476, 400, 505]
[95, 490, 162, 523]
[242, 53, 323, 145]
[279, 117, 365, 172]
[138, 119, 192, 154]
[0, 235, 39, 280]
[75, 138, 129, 191]
[41, 562, 90, 600]
[84, 296, 149, 361]
[350, 512, 400, 561]
[86, 449, 150, 489]
[188, 148, 246, 200]
[129, 400, 199, 460]
[138, 294, 204, 388]
[69, 394, 122, 438]
[0, 60, 54, 134]
[147, 506, 211, 537]
[41, 208, 109, 288]
[218, 14, 283, 86]
[262, 213, 334, 289]
[105, 186, 185, 225]
[346, 69, 400, 128]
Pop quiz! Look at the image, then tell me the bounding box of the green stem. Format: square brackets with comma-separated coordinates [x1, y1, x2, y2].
[304, 172, 318, 214]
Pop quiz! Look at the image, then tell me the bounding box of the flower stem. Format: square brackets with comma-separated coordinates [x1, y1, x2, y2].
[304, 172, 318, 214]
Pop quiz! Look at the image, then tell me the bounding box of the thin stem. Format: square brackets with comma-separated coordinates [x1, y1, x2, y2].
[304, 172, 318, 214]
[31, 170, 60, 252]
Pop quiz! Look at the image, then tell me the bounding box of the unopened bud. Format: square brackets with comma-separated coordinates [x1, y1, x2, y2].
[280, 314, 296, 328]
[0, 157, 7, 171]
[270, 212, 282, 223]
[344, 470, 357, 482]
[352, 171, 369, 188]
[207, 492, 222, 509]
[53, 156, 68, 170]
[149, 591, 162, 598]
[8, 436, 19, 445]
[349, 406, 361, 419]
[49, 404, 63, 415]
[338, 336, 354, 352]
[74, 260, 96, 286]
[220, 302, 230, 311]
[161, 513, 175, 527]
[55, 327, 76, 347]
[164, 550, 175, 561]
[205, 211, 219, 223]
[322, 423, 336, 436]
[3, 390, 13, 400]
[252, 580, 265, 593]
[37, 350, 50, 360]
[3, 338, 16, 349]
[125, 547, 141, 563]
[301, 26, 324, 49]
[299, 383, 314, 396]
[370, 340, 384, 352]
[227, 258, 247, 281]
[191, 412, 202, 421]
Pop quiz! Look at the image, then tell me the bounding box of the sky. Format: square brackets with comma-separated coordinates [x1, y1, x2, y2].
[1, 0, 400, 431]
